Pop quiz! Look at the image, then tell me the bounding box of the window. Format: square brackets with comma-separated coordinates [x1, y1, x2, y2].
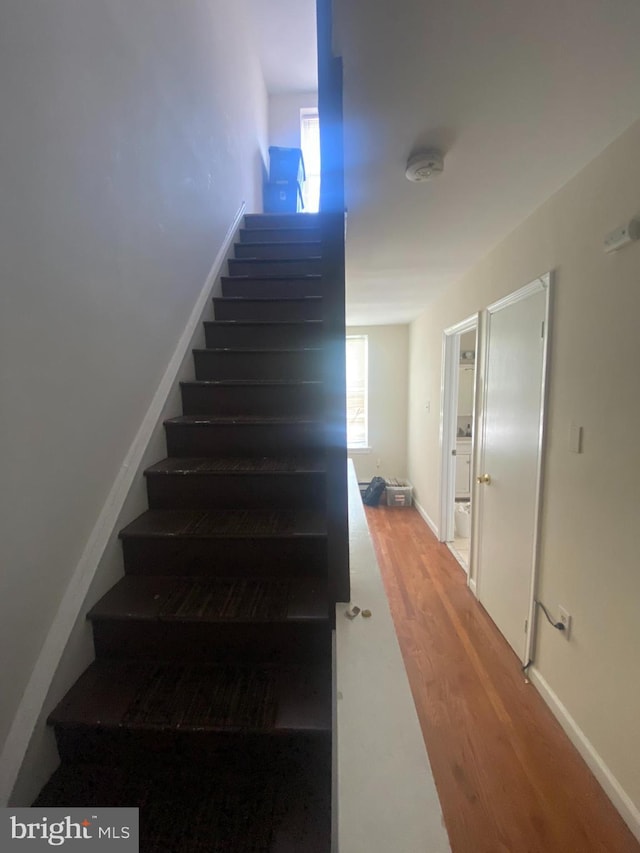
[300, 108, 320, 213]
[346, 335, 368, 449]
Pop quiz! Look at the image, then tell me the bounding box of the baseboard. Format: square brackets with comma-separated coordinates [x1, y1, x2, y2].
[413, 498, 440, 539]
[529, 667, 640, 842]
[468, 577, 477, 596]
[0, 202, 246, 807]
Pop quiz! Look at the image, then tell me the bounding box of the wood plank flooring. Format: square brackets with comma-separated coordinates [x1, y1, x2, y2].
[366, 505, 639, 853]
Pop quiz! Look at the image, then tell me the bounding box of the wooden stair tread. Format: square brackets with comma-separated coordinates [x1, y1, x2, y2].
[240, 231, 322, 241]
[88, 576, 329, 623]
[35, 762, 330, 852]
[145, 455, 326, 475]
[165, 414, 322, 425]
[230, 257, 321, 264]
[49, 660, 331, 733]
[244, 213, 320, 226]
[119, 509, 327, 539]
[192, 346, 322, 353]
[214, 295, 322, 302]
[205, 319, 323, 326]
[181, 378, 322, 386]
[237, 241, 321, 250]
[221, 273, 322, 281]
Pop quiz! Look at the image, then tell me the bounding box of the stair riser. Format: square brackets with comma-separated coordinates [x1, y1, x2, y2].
[146, 472, 326, 510]
[228, 258, 322, 277]
[244, 214, 320, 230]
[239, 227, 321, 244]
[234, 243, 321, 260]
[121, 536, 327, 577]
[181, 382, 323, 417]
[221, 278, 322, 299]
[165, 422, 325, 456]
[54, 727, 330, 769]
[193, 350, 323, 382]
[204, 322, 323, 348]
[92, 621, 331, 664]
[213, 299, 322, 322]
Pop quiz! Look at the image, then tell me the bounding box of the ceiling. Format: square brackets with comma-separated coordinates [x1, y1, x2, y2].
[247, 0, 317, 93]
[251, 0, 640, 325]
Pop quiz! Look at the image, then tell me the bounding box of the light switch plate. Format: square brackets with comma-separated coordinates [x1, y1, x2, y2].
[569, 423, 583, 453]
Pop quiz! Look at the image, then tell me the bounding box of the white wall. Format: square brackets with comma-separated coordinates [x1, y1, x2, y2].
[407, 118, 640, 825]
[0, 0, 267, 801]
[269, 91, 318, 149]
[348, 325, 409, 483]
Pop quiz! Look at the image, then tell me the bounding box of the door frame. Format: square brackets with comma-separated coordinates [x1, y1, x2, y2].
[439, 314, 479, 568]
[475, 272, 553, 664]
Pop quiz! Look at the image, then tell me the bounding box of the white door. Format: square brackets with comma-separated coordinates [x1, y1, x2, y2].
[476, 277, 550, 662]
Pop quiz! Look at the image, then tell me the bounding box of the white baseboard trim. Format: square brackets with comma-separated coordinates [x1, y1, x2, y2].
[468, 577, 477, 596]
[529, 667, 640, 842]
[413, 498, 440, 539]
[0, 202, 246, 807]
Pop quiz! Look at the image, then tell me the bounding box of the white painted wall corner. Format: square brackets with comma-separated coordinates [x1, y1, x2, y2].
[413, 497, 440, 540]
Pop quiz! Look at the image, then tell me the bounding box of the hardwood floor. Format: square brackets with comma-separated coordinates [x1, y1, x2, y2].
[366, 505, 639, 853]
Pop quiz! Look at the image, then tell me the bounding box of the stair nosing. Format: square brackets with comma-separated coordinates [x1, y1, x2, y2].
[236, 241, 322, 249]
[221, 274, 322, 281]
[240, 226, 320, 232]
[228, 257, 322, 264]
[204, 319, 323, 326]
[193, 347, 322, 354]
[144, 456, 327, 478]
[165, 415, 322, 425]
[213, 296, 322, 303]
[119, 509, 327, 540]
[180, 378, 322, 386]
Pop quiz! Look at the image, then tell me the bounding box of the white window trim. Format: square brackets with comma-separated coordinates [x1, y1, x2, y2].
[346, 334, 369, 450]
[300, 107, 320, 213]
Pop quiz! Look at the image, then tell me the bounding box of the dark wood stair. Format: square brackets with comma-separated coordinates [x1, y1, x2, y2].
[228, 257, 322, 277]
[36, 758, 331, 852]
[204, 319, 324, 348]
[234, 241, 322, 260]
[36, 212, 334, 850]
[192, 346, 323, 381]
[212, 295, 323, 321]
[180, 379, 323, 417]
[220, 274, 323, 298]
[145, 455, 326, 508]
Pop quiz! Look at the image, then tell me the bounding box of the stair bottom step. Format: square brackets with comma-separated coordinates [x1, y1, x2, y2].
[35, 758, 330, 852]
[55, 727, 330, 768]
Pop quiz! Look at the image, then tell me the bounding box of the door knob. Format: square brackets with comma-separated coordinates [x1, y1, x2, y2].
[476, 474, 491, 485]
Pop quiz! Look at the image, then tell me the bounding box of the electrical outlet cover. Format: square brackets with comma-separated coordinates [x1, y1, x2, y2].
[558, 606, 572, 640]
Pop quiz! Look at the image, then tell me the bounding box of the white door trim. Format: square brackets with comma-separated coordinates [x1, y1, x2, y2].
[439, 314, 479, 550]
[476, 272, 552, 664]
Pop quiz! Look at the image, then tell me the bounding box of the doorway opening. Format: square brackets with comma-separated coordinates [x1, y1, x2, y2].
[440, 315, 479, 575]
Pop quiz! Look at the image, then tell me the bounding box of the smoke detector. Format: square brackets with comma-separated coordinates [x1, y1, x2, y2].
[405, 148, 444, 182]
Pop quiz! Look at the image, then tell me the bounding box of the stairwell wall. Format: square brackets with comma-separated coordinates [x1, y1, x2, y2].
[0, 0, 267, 802]
[269, 91, 319, 150]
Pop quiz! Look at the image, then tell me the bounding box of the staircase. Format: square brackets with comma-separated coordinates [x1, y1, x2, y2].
[35, 213, 335, 852]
